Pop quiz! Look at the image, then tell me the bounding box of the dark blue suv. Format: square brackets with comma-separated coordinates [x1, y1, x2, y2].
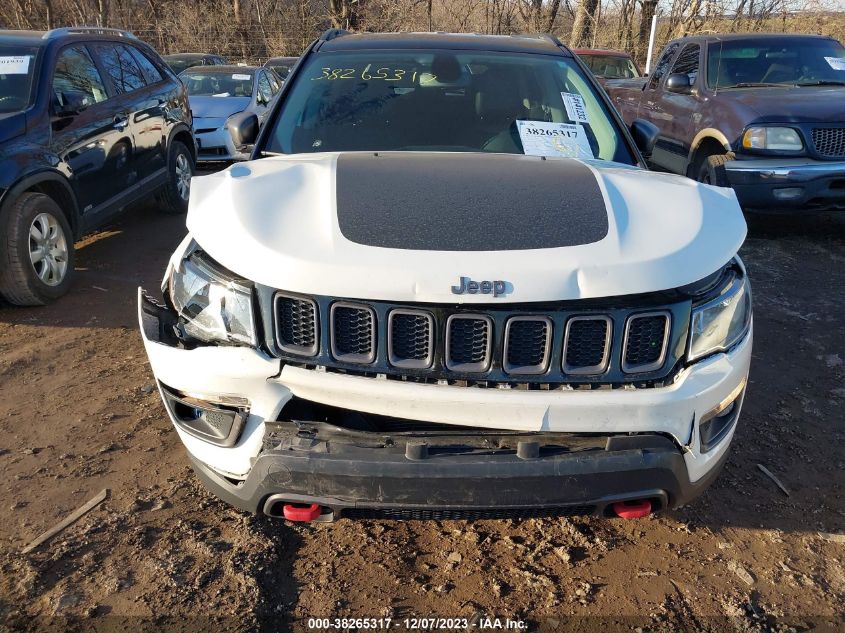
[0, 27, 195, 305]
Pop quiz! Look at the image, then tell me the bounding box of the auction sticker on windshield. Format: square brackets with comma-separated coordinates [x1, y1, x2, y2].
[0, 56, 30, 74]
[562, 92, 589, 123]
[233, 73, 251, 80]
[517, 120, 593, 158]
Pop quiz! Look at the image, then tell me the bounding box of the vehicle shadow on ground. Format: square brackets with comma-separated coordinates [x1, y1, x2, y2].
[0, 200, 188, 329]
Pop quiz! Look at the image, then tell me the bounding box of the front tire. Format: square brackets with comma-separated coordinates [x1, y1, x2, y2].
[157, 140, 195, 214]
[697, 152, 734, 187]
[0, 192, 75, 306]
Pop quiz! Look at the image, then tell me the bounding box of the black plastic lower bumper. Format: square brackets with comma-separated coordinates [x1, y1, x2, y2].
[189, 424, 730, 520]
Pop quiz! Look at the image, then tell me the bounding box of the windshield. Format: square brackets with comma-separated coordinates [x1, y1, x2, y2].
[180, 70, 253, 97]
[265, 50, 635, 165]
[167, 58, 202, 75]
[267, 61, 294, 79]
[0, 45, 39, 113]
[708, 37, 845, 88]
[579, 54, 640, 79]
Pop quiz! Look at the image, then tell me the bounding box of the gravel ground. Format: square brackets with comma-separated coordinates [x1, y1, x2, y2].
[0, 193, 843, 632]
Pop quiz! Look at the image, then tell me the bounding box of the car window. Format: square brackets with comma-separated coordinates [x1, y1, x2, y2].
[181, 70, 253, 97]
[128, 46, 163, 84]
[267, 71, 281, 94]
[257, 71, 272, 102]
[0, 44, 40, 113]
[670, 44, 700, 85]
[94, 44, 147, 94]
[580, 54, 640, 79]
[52, 45, 108, 110]
[648, 43, 680, 89]
[266, 50, 636, 165]
[707, 36, 845, 88]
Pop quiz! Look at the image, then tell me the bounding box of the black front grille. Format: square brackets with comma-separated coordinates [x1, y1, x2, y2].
[504, 318, 551, 374]
[389, 310, 433, 368]
[812, 128, 845, 158]
[270, 291, 686, 384]
[343, 505, 596, 520]
[564, 317, 610, 373]
[331, 303, 375, 363]
[446, 316, 492, 371]
[274, 294, 317, 355]
[623, 313, 669, 372]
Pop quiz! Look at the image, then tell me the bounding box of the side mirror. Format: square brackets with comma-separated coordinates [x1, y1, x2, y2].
[630, 119, 659, 159]
[225, 111, 259, 147]
[666, 73, 692, 94]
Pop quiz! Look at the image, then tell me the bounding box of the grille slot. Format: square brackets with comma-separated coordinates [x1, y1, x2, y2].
[504, 317, 552, 374]
[330, 302, 376, 364]
[563, 316, 611, 375]
[445, 314, 493, 372]
[388, 309, 434, 369]
[812, 128, 845, 158]
[274, 294, 318, 356]
[622, 312, 670, 373]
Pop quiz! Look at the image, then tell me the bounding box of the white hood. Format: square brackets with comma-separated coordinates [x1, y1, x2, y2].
[185, 152, 746, 303]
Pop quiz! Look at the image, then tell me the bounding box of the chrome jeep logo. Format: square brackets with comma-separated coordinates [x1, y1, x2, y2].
[451, 276, 508, 297]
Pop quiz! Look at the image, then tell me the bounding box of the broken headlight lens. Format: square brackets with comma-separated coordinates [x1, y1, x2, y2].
[688, 272, 751, 362]
[168, 252, 257, 346]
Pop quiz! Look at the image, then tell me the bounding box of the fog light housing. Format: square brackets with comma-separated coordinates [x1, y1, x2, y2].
[160, 383, 248, 447]
[699, 380, 746, 453]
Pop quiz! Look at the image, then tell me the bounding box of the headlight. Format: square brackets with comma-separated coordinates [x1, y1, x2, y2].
[742, 127, 803, 151]
[688, 272, 752, 362]
[168, 251, 257, 346]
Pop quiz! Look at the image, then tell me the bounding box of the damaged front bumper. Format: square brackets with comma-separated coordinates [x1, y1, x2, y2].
[139, 288, 752, 519]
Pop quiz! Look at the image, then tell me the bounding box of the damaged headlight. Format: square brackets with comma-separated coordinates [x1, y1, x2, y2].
[688, 270, 752, 362]
[168, 250, 257, 346]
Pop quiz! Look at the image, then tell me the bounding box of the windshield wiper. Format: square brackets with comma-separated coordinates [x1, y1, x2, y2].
[795, 80, 845, 87]
[259, 150, 285, 157]
[722, 82, 791, 88]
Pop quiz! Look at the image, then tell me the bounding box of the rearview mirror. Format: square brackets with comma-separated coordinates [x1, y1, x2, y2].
[225, 111, 259, 148]
[630, 119, 659, 158]
[666, 73, 692, 94]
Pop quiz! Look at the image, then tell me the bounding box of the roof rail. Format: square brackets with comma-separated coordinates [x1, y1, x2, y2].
[43, 27, 137, 40]
[319, 28, 349, 42]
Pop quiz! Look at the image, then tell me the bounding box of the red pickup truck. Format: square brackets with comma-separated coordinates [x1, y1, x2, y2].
[605, 33, 845, 212]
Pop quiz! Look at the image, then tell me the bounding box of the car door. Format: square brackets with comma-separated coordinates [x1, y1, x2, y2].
[126, 44, 170, 178]
[640, 42, 680, 171]
[657, 43, 703, 174]
[49, 43, 127, 223]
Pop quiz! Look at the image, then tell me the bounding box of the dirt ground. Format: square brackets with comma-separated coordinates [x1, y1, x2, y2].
[0, 187, 843, 632]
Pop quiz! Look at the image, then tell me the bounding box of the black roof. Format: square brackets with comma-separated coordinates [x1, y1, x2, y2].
[318, 31, 571, 56]
[179, 64, 258, 74]
[0, 27, 141, 48]
[163, 52, 221, 60]
[672, 31, 837, 44]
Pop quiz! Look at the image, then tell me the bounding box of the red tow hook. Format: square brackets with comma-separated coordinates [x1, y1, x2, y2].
[282, 503, 323, 522]
[612, 499, 652, 519]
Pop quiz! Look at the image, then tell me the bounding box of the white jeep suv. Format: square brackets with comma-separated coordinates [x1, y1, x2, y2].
[139, 31, 752, 522]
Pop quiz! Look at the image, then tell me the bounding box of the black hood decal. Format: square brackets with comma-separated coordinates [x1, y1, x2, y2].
[335, 153, 609, 251]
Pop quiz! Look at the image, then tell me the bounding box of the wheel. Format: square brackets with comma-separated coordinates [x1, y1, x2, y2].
[0, 192, 75, 305]
[156, 140, 194, 214]
[697, 151, 734, 187]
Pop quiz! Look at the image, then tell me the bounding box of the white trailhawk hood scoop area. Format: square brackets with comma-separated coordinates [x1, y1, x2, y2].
[186, 152, 746, 302]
